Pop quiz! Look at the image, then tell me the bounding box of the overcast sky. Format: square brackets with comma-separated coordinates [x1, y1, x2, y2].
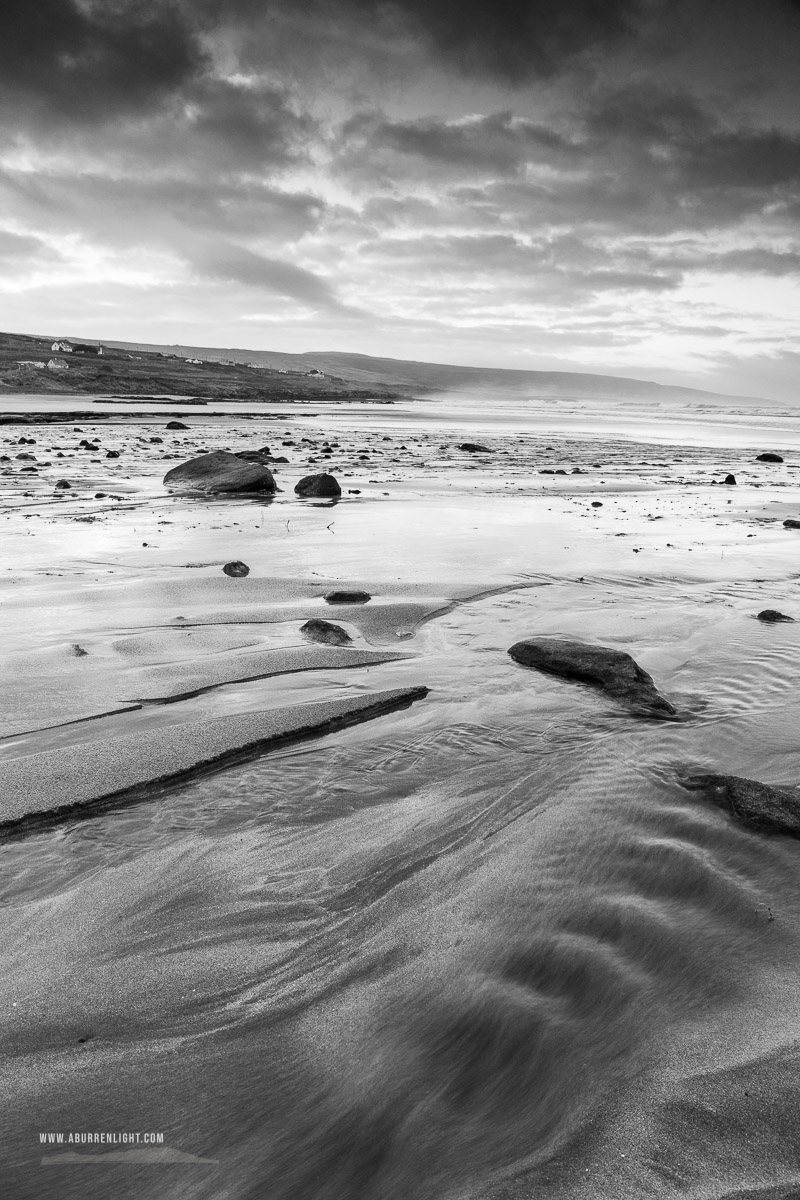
[2, 0, 800, 397]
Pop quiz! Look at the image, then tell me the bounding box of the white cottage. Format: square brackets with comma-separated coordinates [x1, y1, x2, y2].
[51, 341, 73, 352]
[47, 358, 69, 371]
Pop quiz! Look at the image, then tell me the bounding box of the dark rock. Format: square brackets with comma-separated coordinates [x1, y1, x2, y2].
[458, 443, 490, 453]
[591, 501, 603, 508]
[757, 609, 794, 623]
[294, 472, 341, 498]
[55, 480, 71, 489]
[678, 771, 800, 836]
[555, 469, 567, 475]
[163, 451, 276, 493]
[508, 637, 676, 718]
[166, 421, 189, 430]
[149, 436, 163, 444]
[783, 519, 800, 529]
[325, 590, 371, 604]
[105, 450, 120, 458]
[756, 452, 784, 462]
[300, 618, 352, 645]
[724, 474, 736, 485]
[236, 450, 273, 465]
[222, 560, 250, 578]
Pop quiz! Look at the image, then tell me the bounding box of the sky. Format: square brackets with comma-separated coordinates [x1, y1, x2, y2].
[1, 0, 800, 399]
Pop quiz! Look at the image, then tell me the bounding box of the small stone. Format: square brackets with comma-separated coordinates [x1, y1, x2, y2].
[166, 421, 189, 430]
[222, 560, 250, 578]
[301, 618, 352, 645]
[324, 590, 371, 604]
[294, 472, 341, 498]
[55, 480, 71, 489]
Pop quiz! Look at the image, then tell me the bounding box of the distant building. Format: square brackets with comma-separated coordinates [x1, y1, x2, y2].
[47, 358, 69, 371]
[185, 357, 203, 365]
[17, 360, 46, 369]
[51, 341, 73, 352]
[306, 368, 325, 378]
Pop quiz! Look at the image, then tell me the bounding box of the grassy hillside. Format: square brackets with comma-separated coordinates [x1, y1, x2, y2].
[0, 331, 400, 402]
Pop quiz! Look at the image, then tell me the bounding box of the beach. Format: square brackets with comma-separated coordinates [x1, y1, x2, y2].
[3, 388, 800, 1199]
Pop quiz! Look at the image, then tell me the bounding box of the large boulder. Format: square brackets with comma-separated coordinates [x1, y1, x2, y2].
[163, 451, 275, 493]
[508, 637, 676, 718]
[756, 452, 784, 463]
[679, 772, 800, 836]
[294, 472, 341, 498]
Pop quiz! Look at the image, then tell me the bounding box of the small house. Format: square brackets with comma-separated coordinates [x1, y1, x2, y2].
[47, 358, 69, 371]
[51, 341, 73, 352]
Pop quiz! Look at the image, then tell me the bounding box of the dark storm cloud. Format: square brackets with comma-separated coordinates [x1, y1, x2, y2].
[337, 112, 577, 182]
[1, 0, 205, 124]
[317, 0, 654, 81]
[0, 0, 666, 132]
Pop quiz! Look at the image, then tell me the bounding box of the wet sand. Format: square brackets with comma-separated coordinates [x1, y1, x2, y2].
[2, 390, 800, 1198]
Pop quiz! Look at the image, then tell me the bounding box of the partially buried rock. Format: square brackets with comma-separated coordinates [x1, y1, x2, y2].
[756, 452, 784, 462]
[301, 618, 352, 645]
[163, 450, 275, 493]
[757, 609, 794, 622]
[508, 637, 676, 718]
[724, 474, 736, 485]
[458, 442, 490, 453]
[166, 421, 189, 430]
[222, 560, 250, 578]
[325, 590, 372, 604]
[679, 771, 800, 836]
[783, 519, 800, 529]
[294, 472, 341, 498]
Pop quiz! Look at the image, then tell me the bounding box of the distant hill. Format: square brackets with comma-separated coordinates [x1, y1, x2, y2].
[99, 340, 767, 406]
[1, 328, 769, 407]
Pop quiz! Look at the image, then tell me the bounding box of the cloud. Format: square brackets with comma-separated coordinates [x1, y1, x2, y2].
[0, 230, 53, 259]
[1, 0, 205, 127]
[331, 0, 653, 82]
[189, 241, 357, 312]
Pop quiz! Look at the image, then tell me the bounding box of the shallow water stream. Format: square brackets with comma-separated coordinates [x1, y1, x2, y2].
[3, 390, 800, 1198]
